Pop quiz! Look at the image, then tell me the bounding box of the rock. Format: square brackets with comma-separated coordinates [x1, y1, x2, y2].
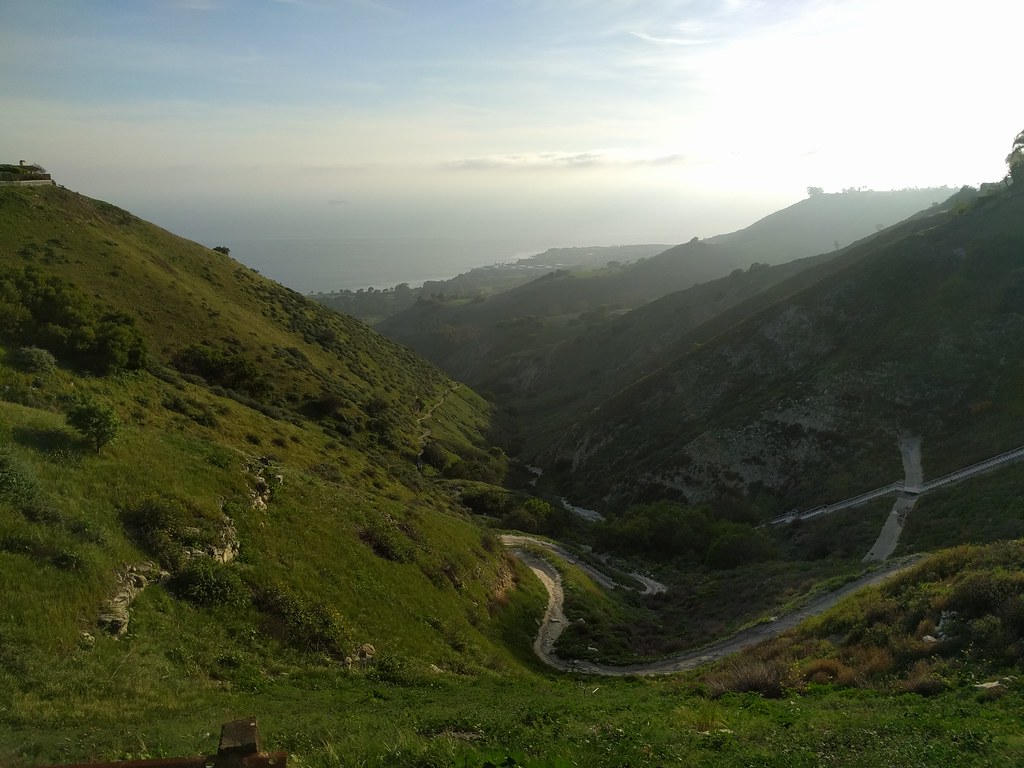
[429, 664, 443, 674]
[97, 562, 169, 636]
[922, 635, 938, 644]
[974, 681, 1004, 690]
[78, 631, 95, 649]
[357, 643, 376, 661]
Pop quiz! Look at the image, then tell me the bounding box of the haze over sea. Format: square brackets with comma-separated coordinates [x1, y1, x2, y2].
[229, 236, 553, 295]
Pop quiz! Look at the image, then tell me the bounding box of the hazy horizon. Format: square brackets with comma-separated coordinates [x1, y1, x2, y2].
[3, 0, 1020, 289]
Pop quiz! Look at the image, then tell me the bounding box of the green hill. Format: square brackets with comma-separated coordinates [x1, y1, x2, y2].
[375, 188, 953, 415]
[0, 184, 550, 761]
[545, 187, 1024, 512]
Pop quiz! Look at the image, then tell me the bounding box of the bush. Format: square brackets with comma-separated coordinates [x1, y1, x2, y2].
[703, 657, 791, 699]
[172, 343, 270, 398]
[173, 558, 249, 608]
[0, 267, 146, 374]
[123, 495, 217, 568]
[898, 661, 947, 696]
[368, 652, 416, 685]
[462, 488, 512, 517]
[0, 450, 38, 505]
[359, 517, 415, 563]
[801, 658, 856, 687]
[15, 346, 56, 374]
[255, 583, 352, 658]
[705, 529, 778, 570]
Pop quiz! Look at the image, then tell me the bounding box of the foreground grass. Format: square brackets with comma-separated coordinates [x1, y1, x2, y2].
[3, 662, 1022, 767]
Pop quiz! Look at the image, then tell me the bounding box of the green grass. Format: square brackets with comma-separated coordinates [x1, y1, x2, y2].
[4, 653, 1024, 766]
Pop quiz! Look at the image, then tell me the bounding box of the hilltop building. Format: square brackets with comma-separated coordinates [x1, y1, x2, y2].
[0, 162, 54, 186]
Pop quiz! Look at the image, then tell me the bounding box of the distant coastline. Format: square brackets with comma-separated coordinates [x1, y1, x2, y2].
[227, 236, 549, 294]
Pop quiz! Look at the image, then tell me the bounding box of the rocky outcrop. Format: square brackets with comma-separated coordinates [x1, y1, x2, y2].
[98, 562, 170, 636]
[248, 457, 283, 510]
[182, 514, 239, 563]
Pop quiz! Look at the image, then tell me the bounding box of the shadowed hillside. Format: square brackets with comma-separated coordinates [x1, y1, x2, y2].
[544, 187, 1024, 512]
[375, 187, 954, 409]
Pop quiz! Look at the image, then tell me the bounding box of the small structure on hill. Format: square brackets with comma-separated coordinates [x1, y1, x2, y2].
[0, 161, 55, 186]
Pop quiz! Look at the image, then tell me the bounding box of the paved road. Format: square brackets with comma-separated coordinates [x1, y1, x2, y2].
[771, 440, 1024, 527]
[864, 435, 921, 562]
[505, 537, 918, 676]
[500, 534, 666, 594]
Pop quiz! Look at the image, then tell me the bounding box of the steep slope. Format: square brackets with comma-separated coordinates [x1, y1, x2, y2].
[0, 185, 545, 757]
[376, 188, 953, 400]
[707, 187, 954, 263]
[547, 189, 1024, 512]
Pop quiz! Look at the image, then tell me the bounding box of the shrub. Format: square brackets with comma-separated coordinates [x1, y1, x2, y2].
[255, 583, 352, 658]
[705, 530, 778, 570]
[368, 652, 416, 685]
[359, 517, 414, 563]
[0, 450, 37, 504]
[898, 661, 947, 696]
[462, 488, 512, 517]
[703, 657, 791, 699]
[15, 346, 56, 374]
[0, 267, 146, 374]
[949, 570, 1024, 617]
[801, 658, 856, 687]
[173, 559, 249, 608]
[19, 497, 63, 524]
[172, 343, 270, 398]
[123, 495, 216, 568]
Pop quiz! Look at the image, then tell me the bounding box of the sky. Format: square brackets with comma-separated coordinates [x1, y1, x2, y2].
[2, 0, 1022, 274]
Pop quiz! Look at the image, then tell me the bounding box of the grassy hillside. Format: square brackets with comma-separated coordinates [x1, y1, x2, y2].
[0, 185, 551, 762]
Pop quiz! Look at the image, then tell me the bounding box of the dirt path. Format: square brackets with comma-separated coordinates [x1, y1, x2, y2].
[416, 384, 460, 455]
[505, 538, 919, 676]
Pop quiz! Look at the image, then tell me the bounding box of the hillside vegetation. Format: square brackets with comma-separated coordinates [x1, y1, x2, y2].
[374, 188, 952, 389]
[3, 181, 1024, 767]
[0, 185, 553, 761]
[540, 187, 1024, 513]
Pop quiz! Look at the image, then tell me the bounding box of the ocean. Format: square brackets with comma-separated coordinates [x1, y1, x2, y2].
[227, 237, 548, 294]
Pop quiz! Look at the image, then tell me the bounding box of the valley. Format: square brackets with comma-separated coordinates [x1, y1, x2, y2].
[2, 175, 1024, 767]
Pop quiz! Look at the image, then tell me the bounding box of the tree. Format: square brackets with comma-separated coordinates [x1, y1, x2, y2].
[806, 186, 824, 197]
[1006, 129, 1024, 187]
[66, 397, 120, 453]
[212, 245, 230, 255]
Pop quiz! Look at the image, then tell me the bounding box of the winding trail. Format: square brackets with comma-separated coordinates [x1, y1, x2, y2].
[504, 536, 918, 676]
[416, 384, 461, 459]
[500, 534, 666, 595]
